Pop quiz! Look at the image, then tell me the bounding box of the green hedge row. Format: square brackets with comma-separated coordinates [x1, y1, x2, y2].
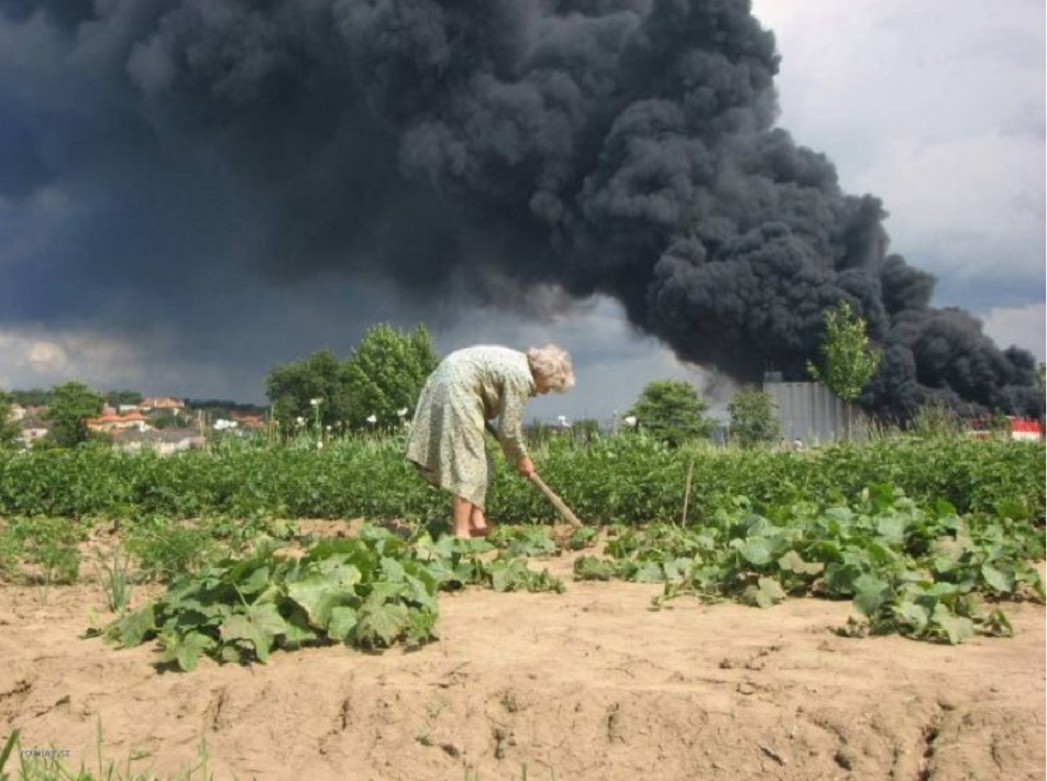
[0, 435, 1042, 524]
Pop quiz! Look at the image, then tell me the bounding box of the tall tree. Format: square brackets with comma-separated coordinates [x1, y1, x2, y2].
[106, 390, 144, 407]
[343, 324, 440, 430]
[0, 387, 23, 448]
[728, 387, 781, 448]
[266, 348, 352, 435]
[629, 380, 714, 447]
[807, 300, 882, 438]
[45, 382, 105, 447]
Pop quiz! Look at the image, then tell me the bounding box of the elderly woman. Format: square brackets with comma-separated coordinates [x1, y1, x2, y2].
[406, 344, 575, 538]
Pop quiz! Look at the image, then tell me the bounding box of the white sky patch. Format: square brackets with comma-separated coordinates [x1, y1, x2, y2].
[0, 326, 140, 390]
[981, 303, 1046, 362]
[853, 131, 1044, 283]
[0, 326, 232, 398]
[751, 0, 1045, 310]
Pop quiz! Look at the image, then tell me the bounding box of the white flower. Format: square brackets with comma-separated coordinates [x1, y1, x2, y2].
[296, 416, 306, 426]
[366, 414, 378, 425]
[396, 407, 409, 418]
[317, 440, 324, 450]
[325, 425, 332, 431]
[624, 415, 638, 428]
[309, 398, 322, 407]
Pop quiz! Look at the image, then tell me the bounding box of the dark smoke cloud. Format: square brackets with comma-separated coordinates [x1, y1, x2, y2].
[0, 0, 1039, 417]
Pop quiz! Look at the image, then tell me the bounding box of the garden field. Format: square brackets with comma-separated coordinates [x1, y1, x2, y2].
[0, 435, 1044, 780]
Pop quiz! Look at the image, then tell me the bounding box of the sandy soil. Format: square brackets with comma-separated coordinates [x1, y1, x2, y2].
[1, 547, 1044, 781]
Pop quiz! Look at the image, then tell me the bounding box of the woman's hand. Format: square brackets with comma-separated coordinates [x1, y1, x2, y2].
[517, 457, 535, 478]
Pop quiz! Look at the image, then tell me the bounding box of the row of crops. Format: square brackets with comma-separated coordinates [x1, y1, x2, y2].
[0, 434, 1043, 664]
[0, 434, 1043, 523]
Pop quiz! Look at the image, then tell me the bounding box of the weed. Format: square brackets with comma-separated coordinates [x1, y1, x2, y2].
[125, 521, 216, 582]
[92, 545, 135, 615]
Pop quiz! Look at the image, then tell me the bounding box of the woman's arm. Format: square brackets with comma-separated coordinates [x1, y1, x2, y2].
[495, 381, 529, 467]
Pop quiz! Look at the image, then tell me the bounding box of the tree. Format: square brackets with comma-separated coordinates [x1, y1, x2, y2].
[0, 388, 22, 448]
[9, 389, 51, 407]
[45, 382, 105, 447]
[807, 300, 882, 438]
[343, 324, 440, 430]
[266, 348, 352, 436]
[628, 380, 714, 446]
[106, 389, 143, 407]
[728, 387, 781, 448]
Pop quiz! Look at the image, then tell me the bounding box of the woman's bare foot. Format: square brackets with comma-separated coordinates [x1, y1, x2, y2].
[468, 506, 491, 537]
[452, 497, 475, 538]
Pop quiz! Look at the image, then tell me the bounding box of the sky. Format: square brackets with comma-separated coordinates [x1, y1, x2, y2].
[0, 0, 1043, 422]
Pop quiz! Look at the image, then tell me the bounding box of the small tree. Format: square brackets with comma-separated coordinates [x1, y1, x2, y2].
[45, 382, 105, 447]
[0, 388, 23, 448]
[343, 324, 440, 430]
[807, 300, 881, 439]
[265, 348, 352, 436]
[727, 387, 780, 448]
[629, 380, 714, 447]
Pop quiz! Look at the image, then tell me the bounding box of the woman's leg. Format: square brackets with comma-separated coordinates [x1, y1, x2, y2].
[469, 505, 489, 536]
[451, 496, 473, 538]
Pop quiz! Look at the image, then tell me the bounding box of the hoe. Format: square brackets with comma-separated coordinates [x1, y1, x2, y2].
[485, 421, 583, 528]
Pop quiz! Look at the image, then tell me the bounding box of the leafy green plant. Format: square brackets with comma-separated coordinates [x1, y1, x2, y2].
[489, 525, 558, 558]
[565, 527, 597, 551]
[0, 517, 84, 587]
[124, 522, 217, 583]
[204, 514, 298, 551]
[574, 485, 1044, 644]
[100, 525, 563, 671]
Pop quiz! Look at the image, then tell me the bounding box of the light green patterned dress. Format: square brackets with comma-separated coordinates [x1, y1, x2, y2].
[405, 346, 536, 508]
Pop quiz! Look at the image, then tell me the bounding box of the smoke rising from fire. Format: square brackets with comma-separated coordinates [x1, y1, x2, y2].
[0, 0, 1039, 416]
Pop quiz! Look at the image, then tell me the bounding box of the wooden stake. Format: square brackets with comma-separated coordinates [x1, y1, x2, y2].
[681, 459, 695, 526]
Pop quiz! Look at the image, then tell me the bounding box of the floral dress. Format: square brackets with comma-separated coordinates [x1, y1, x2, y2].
[405, 345, 536, 507]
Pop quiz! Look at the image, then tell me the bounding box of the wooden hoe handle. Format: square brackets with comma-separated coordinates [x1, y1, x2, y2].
[482, 421, 583, 528]
[529, 473, 583, 529]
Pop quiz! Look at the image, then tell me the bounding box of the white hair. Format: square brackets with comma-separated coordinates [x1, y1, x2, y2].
[527, 344, 575, 393]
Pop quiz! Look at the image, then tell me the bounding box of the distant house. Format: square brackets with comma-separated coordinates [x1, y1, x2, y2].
[7, 404, 27, 422]
[20, 424, 49, 446]
[87, 412, 151, 434]
[117, 404, 141, 414]
[230, 411, 266, 430]
[15, 407, 49, 446]
[140, 397, 185, 411]
[113, 427, 204, 455]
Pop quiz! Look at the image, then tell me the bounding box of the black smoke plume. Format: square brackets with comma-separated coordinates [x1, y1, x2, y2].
[0, 0, 1039, 417]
